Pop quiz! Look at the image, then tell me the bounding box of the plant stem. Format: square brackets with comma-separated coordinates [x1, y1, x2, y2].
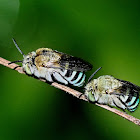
[0, 57, 140, 126]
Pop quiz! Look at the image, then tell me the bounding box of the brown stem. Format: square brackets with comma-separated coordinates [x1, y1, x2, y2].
[0, 56, 140, 126]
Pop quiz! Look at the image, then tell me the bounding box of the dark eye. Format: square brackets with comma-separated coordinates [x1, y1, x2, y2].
[42, 50, 47, 53]
[95, 85, 98, 89]
[89, 89, 94, 94]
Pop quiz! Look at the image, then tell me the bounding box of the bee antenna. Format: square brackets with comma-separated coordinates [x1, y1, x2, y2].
[87, 67, 102, 83]
[8, 60, 23, 65]
[12, 38, 25, 56]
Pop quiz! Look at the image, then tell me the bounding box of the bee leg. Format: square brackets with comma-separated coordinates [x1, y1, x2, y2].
[78, 93, 86, 99]
[88, 100, 97, 104]
[8, 60, 22, 70]
[120, 108, 127, 114]
[107, 104, 127, 113]
[8, 61, 22, 70]
[112, 99, 128, 113]
[45, 80, 53, 85]
[8, 60, 22, 65]
[13, 66, 22, 70]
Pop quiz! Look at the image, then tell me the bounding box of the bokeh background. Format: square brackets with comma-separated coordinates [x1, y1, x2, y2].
[0, 0, 140, 139]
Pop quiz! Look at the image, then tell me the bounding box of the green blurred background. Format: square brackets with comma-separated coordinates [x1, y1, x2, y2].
[1, 0, 140, 139]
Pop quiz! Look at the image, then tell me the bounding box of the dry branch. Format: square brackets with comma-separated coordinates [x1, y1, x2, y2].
[0, 57, 140, 126]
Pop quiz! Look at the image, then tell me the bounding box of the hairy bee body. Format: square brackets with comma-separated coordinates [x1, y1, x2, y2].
[85, 75, 140, 112]
[22, 48, 92, 87]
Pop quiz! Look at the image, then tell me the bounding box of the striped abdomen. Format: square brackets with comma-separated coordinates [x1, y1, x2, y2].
[28, 64, 86, 87]
[55, 69, 86, 87]
[119, 93, 139, 112]
[97, 93, 139, 112]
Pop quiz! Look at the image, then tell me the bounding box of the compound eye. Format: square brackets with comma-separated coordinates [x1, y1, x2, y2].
[26, 57, 30, 61]
[24, 63, 32, 75]
[88, 90, 95, 102]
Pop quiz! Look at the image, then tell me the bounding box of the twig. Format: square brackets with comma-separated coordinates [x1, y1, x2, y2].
[0, 56, 140, 126]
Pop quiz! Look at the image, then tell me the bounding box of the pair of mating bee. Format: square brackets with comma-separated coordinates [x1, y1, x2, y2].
[11, 39, 140, 112]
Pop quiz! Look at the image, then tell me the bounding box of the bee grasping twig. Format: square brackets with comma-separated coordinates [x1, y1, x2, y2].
[0, 57, 140, 126]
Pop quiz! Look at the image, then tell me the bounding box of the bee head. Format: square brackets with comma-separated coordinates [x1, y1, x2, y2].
[85, 79, 97, 102]
[22, 52, 36, 75]
[84, 67, 102, 102]
[11, 38, 36, 75]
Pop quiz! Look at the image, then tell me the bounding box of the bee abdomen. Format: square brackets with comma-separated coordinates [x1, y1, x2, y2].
[127, 98, 139, 112]
[52, 72, 68, 85]
[32, 67, 85, 86]
[60, 70, 86, 87]
[119, 93, 139, 112]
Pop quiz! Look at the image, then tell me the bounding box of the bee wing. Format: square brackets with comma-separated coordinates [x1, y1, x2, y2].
[38, 49, 92, 71]
[42, 62, 63, 70]
[110, 81, 140, 112]
[59, 54, 93, 71]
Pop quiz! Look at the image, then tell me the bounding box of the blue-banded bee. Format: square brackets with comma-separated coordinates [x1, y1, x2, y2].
[85, 71, 140, 112]
[10, 39, 92, 87]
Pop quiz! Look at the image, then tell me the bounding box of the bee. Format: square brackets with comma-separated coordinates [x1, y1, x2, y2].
[85, 70, 140, 112]
[10, 39, 92, 87]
